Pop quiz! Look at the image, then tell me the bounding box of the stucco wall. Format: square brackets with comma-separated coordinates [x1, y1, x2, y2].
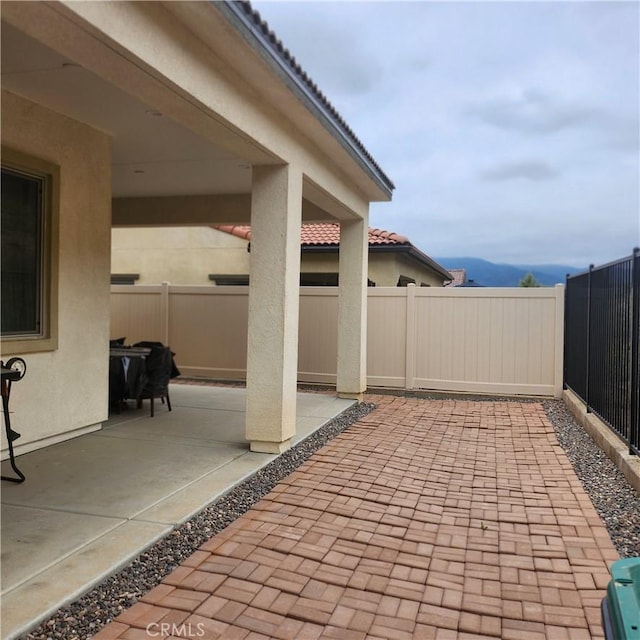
[112, 227, 250, 284]
[302, 253, 445, 286]
[369, 254, 445, 287]
[112, 227, 446, 287]
[1, 91, 112, 457]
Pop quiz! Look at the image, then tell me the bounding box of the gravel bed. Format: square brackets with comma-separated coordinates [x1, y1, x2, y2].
[22, 395, 640, 640]
[543, 399, 640, 558]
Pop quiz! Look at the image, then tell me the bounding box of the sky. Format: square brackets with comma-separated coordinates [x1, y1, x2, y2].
[252, 0, 640, 267]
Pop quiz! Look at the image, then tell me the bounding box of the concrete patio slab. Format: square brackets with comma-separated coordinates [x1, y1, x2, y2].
[102, 406, 248, 445]
[134, 450, 277, 526]
[1, 504, 125, 590]
[2, 519, 171, 638]
[1, 434, 249, 518]
[0, 384, 355, 640]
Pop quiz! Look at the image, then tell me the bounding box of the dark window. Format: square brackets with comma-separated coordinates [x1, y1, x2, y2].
[209, 274, 250, 286]
[1, 167, 46, 336]
[111, 273, 140, 285]
[208, 273, 376, 287]
[300, 273, 338, 286]
[397, 275, 416, 287]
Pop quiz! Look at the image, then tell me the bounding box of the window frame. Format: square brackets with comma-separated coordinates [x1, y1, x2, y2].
[1, 147, 59, 354]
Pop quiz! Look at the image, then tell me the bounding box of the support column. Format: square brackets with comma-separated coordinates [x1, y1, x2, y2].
[337, 214, 369, 401]
[245, 164, 302, 453]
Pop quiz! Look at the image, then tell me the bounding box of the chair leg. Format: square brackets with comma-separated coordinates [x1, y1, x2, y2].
[166, 392, 172, 412]
[150, 395, 154, 418]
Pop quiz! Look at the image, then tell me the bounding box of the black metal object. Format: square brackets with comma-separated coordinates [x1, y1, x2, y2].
[109, 346, 150, 413]
[131, 342, 180, 417]
[109, 343, 179, 417]
[1, 357, 27, 483]
[631, 249, 640, 457]
[564, 248, 640, 455]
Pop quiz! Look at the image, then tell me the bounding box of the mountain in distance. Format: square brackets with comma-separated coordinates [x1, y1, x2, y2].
[435, 257, 584, 287]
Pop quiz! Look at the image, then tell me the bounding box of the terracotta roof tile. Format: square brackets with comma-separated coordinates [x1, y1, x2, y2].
[214, 225, 252, 241]
[368, 228, 409, 245]
[300, 223, 337, 245]
[213, 223, 409, 247]
[445, 269, 467, 286]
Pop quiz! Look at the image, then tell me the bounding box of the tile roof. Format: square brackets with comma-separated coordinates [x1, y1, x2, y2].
[213, 223, 452, 282]
[222, 1, 394, 195]
[215, 224, 252, 241]
[302, 224, 410, 246]
[445, 268, 467, 286]
[213, 223, 409, 247]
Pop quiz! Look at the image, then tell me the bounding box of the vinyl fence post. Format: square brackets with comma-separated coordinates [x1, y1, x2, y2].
[405, 283, 416, 390]
[554, 284, 565, 398]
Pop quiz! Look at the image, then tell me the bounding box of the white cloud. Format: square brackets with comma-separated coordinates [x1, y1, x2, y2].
[480, 160, 559, 182]
[467, 89, 600, 135]
[253, 0, 640, 266]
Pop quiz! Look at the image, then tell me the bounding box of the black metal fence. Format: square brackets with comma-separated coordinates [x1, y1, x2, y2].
[564, 248, 640, 456]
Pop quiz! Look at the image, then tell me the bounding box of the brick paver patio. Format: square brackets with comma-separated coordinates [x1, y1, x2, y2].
[93, 396, 618, 639]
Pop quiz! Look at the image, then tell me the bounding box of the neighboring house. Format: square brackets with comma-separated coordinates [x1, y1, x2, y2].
[444, 269, 484, 287]
[111, 223, 451, 287]
[1, 1, 393, 458]
[445, 268, 467, 287]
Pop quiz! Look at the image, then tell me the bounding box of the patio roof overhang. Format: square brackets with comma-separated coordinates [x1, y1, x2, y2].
[1, 1, 392, 224]
[2, 0, 391, 463]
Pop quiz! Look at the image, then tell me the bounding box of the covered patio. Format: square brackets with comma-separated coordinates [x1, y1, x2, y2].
[1, 0, 393, 465]
[1, 2, 393, 637]
[0, 383, 355, 639]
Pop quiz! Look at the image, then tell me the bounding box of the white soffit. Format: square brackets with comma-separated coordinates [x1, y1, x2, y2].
[1, 21, 251, 198]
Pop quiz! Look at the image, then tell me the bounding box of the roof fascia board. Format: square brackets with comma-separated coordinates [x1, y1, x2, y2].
[301, 245, 340, 254]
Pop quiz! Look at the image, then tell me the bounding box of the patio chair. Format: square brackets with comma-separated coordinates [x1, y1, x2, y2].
[109, 343, 148, 414]
[131, 343, 175, 417]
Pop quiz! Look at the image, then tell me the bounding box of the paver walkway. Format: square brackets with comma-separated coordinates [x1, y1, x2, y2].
[93, 396, 618, 640]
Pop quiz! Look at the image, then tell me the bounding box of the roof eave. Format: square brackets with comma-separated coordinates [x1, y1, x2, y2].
[301, 245, 340, 253]
[218, 1, 394, 200]
[369, 245, 453, 281]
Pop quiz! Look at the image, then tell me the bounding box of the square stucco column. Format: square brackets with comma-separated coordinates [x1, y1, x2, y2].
[245, 165, 302, 453]
[337, 215, 369, 401]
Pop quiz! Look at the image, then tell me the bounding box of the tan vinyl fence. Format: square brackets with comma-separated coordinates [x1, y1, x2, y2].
[111, 283, 565, 397]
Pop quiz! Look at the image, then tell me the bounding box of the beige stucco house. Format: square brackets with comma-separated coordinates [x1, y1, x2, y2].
[111, 223, 451, 287]
[1, 1, 393, 458]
